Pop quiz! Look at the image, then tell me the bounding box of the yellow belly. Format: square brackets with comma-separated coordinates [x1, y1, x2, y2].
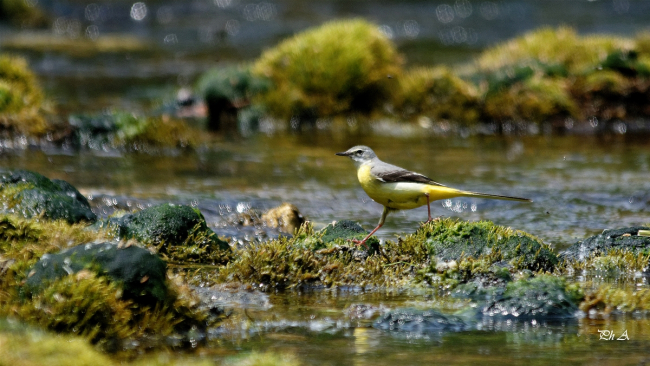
[357, 165, 466, 210]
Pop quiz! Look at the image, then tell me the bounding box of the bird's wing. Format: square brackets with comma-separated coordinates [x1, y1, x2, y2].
[370, 162, 445, 186]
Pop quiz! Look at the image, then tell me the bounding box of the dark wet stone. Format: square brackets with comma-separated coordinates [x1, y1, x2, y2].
[426, 223, 558, 271]
[110, 203, 229, 250]
[373, 308, 472, 332]
[561, 226, 650, 261]
[481, 275, 579, 320]
[0, 170, 96, 224]
[93, 203, 231, 264]
[24, 241, 167, 304]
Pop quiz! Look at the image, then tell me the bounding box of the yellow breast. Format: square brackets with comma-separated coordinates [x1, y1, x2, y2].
[356, 164, 468, 210]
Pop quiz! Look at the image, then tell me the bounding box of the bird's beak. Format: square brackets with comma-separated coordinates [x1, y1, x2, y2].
[336, 151, 351, 156]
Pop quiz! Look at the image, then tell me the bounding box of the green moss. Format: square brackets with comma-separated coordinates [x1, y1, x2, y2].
[562, 249, 650, 276]
[192, 219, 550, 291]
[0, 214, 109, 273]
[0, 320, 115, 366]
[484, 76, 579, 122]
[575, 70, 632, 96]
[0, 54, 49, 136]
[68, 112, 204, 151]
[253, 18, 402, 120]
[393, 66, 480, 124]
[126, 116, 204, 150]
[476, 26, 634, 75]
[418, 218, 557, 271]
[581, 284, 650, 313]
[105, 203, 231, 265]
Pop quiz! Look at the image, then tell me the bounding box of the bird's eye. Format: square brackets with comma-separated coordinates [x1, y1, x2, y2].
[355, 150, 362, 154]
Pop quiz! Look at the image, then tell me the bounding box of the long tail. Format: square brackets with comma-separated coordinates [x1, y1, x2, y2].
[424, 185, 532, 202]
[462, 190, 532, 202]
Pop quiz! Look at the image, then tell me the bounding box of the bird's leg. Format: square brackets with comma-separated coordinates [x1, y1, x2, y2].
[425, 193, 434, 222]
[352, 206, 389, 248]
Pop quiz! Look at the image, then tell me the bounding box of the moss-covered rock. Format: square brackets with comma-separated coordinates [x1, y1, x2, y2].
[100, 203, 231, 264]
[0, 54, 49, 136]
[66, 111, 203, 151]
[482, 275, 582, 320]
[561, 226, 650, 261]
[24, 241, 167, 304]
[393, 66, 480, 124]
[318, 220, 379, 250]
[422, 219, 557, 272]
[0, 170, 96, 224]
[483, 75, 579, 123]
[253, 18, 402, 121]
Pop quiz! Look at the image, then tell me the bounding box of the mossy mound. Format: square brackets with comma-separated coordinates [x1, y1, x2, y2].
[421, 218, 557, 272]
[0, 55, 49, 136]
[0, 214, 217, 354]
[192, 219, 548, 291]
[0, 170, 96, 224]
[100, 203, 231, 264]
[393, 66, 480, 124]
[561, 226, 650, 261]
[476, 26, 635, 75]
[253, 18, 402, 121]
[483, 75, 579, 123]
[471, 26, 650, 125]
[66, 111, 203, 151]
[24, 242, 167, 304]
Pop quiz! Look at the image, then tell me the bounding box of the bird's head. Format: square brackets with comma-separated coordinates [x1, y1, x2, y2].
[336, 145, 377, 165]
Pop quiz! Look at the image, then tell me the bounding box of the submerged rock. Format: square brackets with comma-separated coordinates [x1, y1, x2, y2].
[373, 308, 472, 333]
[561, 226, 650, 261]
[0, 170, 96, 224]
[376, 275, 581, 335]
[24, 241, 167, 304]
[97, 203, 231, 264]
[481, 275, 581, 320]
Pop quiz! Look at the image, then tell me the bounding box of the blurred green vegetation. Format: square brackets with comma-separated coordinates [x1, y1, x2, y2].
[0, 54, 50, 136]
[198, 23, 650, 132]
[0, 0, 48, 27]
[252, 18, 402, 121]
[392, 66, 480, 124]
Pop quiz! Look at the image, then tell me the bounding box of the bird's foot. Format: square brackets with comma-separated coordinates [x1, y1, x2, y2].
[350, 238, 369, 249]
[423, 216, 443, 225]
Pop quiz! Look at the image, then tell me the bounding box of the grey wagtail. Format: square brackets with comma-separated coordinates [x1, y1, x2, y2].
[336, 145, 532, 246]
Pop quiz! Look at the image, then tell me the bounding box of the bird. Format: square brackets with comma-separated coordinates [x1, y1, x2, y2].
[336, 145, 532, 246]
